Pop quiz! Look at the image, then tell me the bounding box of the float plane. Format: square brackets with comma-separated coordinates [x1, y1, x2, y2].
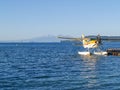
[58, 34, 120, 56]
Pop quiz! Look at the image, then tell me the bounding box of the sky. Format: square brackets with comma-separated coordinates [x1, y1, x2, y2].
[0, 0, 120, 41]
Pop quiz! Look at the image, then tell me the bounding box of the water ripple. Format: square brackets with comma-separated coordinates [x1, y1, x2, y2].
[0, 43, 120, 90]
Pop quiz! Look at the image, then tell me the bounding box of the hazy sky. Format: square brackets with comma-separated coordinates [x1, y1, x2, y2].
[0, 0, 120, 41]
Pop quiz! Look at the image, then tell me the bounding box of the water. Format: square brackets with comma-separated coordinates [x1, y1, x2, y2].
[0, 42, 120, 90]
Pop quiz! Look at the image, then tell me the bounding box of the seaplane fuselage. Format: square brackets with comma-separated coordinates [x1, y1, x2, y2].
[82, 38, 98, 48]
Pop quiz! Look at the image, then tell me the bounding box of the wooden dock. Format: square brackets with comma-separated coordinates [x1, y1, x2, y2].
[107, 48, 120, 56]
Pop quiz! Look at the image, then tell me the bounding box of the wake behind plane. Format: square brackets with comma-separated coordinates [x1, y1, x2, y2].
[58, 34, 120, 56]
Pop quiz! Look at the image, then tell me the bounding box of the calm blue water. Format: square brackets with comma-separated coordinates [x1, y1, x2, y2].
[0, 42, 120, 90]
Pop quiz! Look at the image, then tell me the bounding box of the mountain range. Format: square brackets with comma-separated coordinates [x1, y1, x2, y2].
[1, 35, 120, 43]
[21, 36, 60, 42]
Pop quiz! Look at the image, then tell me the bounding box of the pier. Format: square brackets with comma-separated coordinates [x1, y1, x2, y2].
[107, 48, 120, 56]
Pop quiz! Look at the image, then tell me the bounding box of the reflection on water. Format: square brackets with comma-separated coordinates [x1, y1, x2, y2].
[80, 55, 101, 89]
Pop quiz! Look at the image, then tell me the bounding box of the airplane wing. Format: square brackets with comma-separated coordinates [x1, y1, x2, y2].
[101, 36, 120, 41]
[57, 36, 82, 41]
[87, 35, 120, 41]
[58, 35, 120, 42]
